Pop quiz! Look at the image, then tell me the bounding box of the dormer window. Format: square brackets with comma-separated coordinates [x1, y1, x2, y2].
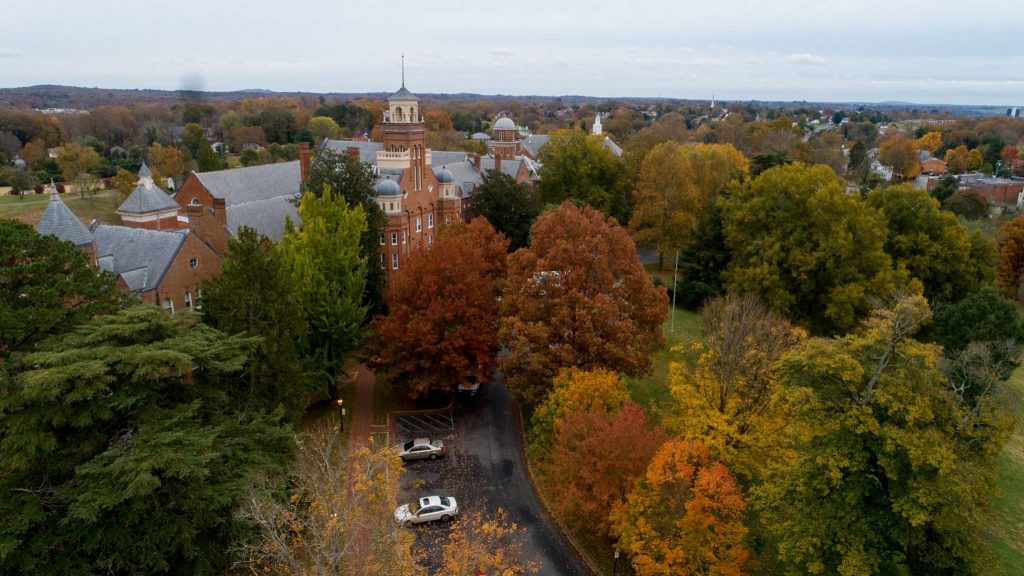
[190, 198, 200, 206]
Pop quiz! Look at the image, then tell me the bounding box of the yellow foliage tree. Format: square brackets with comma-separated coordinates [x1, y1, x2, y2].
[146, 142, 186, 189]
[529, 367, 630, 457]
[239, 422, 423, 576]
[438, 508, 537, 576]
[629, 142, 748, 270]
[914, 131, 942, 153]
[667, 293, 804, 482]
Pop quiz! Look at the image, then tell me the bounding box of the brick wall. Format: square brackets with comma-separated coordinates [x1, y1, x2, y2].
[146, 232, 222, 312]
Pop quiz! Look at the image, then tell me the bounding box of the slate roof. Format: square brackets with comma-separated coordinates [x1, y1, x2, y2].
[226, 196, 299, 242]
[322, 139, 384, 163]
[192, 161, 301, 206]
[520, 134, 550, 158]
[602, 136, 623, 157]
[138, 161, 153, 179]
[390, 85, 417, 100]
[117, 180, 179, 214]
[436, 161, 483, 197]
[36, 187, 93, 247]
[429, 150, 468, 167]
[480, 156, 525, 180]
[90, 224, 189, 293]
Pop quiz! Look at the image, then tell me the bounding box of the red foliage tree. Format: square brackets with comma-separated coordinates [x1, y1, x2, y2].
[612, 439, 749, 576]
[499, 202, 668, 403]
[539, 402, 666, 537]
[366, 219, 508, 397]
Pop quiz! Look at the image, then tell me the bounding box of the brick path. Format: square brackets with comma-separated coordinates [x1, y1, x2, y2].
[347, 364, 375, 451]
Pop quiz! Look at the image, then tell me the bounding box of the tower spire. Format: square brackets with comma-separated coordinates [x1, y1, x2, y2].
[401, 54, 405, 88]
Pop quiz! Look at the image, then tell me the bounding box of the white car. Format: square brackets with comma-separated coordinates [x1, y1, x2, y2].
[394, 495, 459, 526]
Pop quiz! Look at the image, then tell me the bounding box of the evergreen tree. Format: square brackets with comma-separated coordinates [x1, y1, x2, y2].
[470, 170, 542, 251]
[201, 226, 308, 419]
[0, 305, 293, 575]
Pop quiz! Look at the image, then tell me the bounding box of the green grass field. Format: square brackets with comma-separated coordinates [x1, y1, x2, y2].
[626, 305, 702, 419]
[0, 189, 122, 227]
[990, 366, 1024, 575]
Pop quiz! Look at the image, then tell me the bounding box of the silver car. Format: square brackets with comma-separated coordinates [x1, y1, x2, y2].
[394, 437, 445, 461]
[394, 495, 459, 526]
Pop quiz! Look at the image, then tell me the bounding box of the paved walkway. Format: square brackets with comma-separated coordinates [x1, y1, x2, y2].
[347, 364, 389, 451]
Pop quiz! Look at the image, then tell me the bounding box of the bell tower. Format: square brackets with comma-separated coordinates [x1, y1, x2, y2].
[381, 58, 428, 193]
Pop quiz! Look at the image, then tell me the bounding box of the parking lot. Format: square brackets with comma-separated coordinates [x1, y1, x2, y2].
[393, 378, 592, 575]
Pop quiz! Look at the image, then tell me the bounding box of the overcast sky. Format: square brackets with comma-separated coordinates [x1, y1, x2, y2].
[3, 0, 1022, 105]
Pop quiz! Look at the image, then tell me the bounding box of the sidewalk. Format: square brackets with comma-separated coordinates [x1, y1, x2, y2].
[346, 364, 390, 451]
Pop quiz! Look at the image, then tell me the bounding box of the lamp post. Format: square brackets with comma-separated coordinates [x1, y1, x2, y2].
[336, 398, 345, 433]
[612, 549, 620, 576]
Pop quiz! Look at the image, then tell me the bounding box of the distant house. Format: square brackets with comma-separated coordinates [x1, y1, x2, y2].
[918, 150, 947, 175]
[960, 174, 1024, 207]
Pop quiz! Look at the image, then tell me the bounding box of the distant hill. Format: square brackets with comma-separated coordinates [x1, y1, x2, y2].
[0, 84, 1011, 115]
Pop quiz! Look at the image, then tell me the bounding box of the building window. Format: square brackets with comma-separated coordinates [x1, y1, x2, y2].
[379, 234, 385, 246]
[402, 231, 407, 244]
[184, 292, 193, 308]
[189, 198, 200, 206]
[428, 213, 434, 228]
[391, 232, 398, 245]
[189, 257, 199, 269]
[445, 215, 451, 224]
[380, 253, 386, 269]
[392, 253, 399, 269]
[195, 288, 202, 309]
[427, 234, 433, 246]
[163, 298, 174, 313]
[389, 202, 394, 211]
[416, 217, 422, 233]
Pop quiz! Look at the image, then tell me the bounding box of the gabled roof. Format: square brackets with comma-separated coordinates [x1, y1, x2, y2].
[191, 161, 301, 206]
[90, 224, 189, 293]
[226, 196, 299, 242]
[520, 134, 550, 158]
[117, 180, 179, 215]
[322, 139, 384, 163]
[429, 150, 468, 167]
[435, 161, 483, 197]
[36, 186, 93, 247]
[480, 156, 526, 180]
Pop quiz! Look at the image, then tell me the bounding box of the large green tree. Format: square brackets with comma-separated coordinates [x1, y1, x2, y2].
[0, 305, 293, 575]
[0, 220, 119, 361]
[470, 170, 542, 251]
[201, 226, 308, 419]
[867, 184, 988, 304]
[302, 148, 386, 315]
[758, 295, 1013, 575]
[279, 188, 368, 383]
[537, 129, 629, 222]
[722, 163, 904, 334]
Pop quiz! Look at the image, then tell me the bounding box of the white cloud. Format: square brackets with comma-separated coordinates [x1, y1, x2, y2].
[786, 53, 828, 66]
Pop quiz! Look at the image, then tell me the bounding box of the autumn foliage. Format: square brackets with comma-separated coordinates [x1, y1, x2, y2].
[499, 202, 667, 403]
[529, 368, 632, 457]
[539, 402, 666, 537]
[612, 439, 749, 576]
[996, 215, 1024, 302]
[438, 508, 538, 576]
[366, 219, 508, 397]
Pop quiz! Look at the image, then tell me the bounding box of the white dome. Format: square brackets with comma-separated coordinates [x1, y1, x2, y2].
[493, 117, 516, 130]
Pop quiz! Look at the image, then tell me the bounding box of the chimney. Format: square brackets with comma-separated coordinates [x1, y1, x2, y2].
[347, 146, 361, 159]
[494, 154, 502, 173]
[470, 153, 481, 170]
[187, 202, 230, 255]
[299, 142, 311, 183]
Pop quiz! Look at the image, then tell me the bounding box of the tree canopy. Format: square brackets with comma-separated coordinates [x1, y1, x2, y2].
[537, 129, 629, 222]
[366, 219, 508, 398]
[0, 305, 293, 575]
[499, 203, 667, 403]
[470, 170, 542, 251]
[722, 163, 904, 334]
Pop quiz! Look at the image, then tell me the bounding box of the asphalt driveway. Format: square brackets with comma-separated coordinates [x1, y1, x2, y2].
[396, 375, 593, 575]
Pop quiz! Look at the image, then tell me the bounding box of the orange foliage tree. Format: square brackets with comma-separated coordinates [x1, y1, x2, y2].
[539, 402, 666, 537]
[499, 202, 667, 403]
[528, 368, 631, 457]
[366, 219, 508, 397]
[879, 135, 921, 180]
[439, 508, 538, 575]
[996, 215, 1024, 301]
[612, 439, 749, 576]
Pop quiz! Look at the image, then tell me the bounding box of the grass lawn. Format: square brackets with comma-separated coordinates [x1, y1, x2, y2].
[0, 189, 122, 227]
[990, 366, 1024, 575]
[626, 305, 703, 419]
